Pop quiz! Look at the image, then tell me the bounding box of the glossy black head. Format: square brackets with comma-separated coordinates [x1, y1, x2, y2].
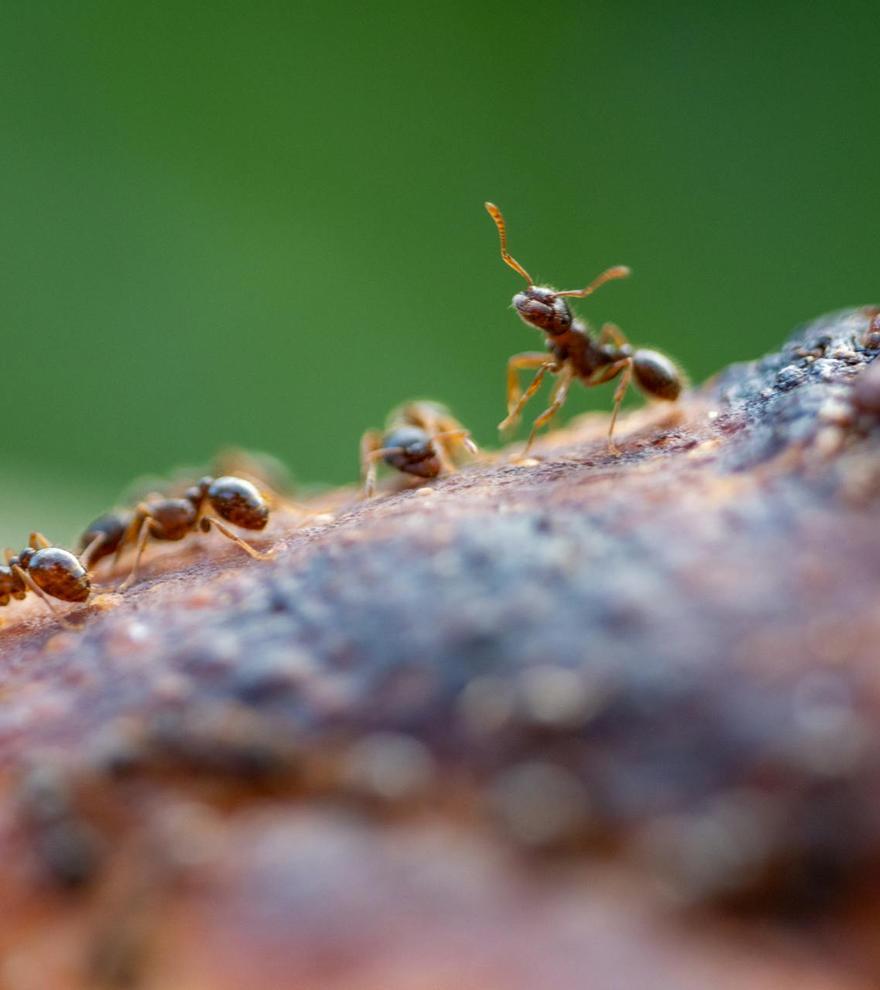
[382, 426, 441, 479]
[513, 286, 573, 336]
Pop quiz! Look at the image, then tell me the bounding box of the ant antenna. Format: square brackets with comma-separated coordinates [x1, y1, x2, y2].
[485, 202, 533, 286]
[555, 265, 631, 299]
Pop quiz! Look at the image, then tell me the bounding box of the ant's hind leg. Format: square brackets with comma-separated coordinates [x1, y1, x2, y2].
[499, 354, 556, 433]
[608, 360, 634, 454]
[199, 517, 273, 560]
[28, 532, 51, 550]
[523, 366, 574, 455]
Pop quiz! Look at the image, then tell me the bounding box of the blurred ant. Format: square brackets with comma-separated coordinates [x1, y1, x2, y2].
[485, 202, 683, 454]
[1, 533, 96, 625]
[360, 401, 477, 497]
[79, 475, 274, 592]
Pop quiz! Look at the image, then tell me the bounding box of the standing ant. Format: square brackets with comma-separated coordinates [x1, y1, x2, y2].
[1, 533, 95, 624]
[360, 401, 478, 497]
[485, 202, 683, 454]
[79, 475, 274, 592]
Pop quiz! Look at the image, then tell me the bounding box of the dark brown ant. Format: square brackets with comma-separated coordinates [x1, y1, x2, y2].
[1, 532, 95, 624]
[78, 475, 274, 592]
[360, 401, 478, 497]
[485, 202, 683, 454]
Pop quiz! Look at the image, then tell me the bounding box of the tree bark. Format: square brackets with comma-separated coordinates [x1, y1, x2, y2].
[1, 307, 879, 989]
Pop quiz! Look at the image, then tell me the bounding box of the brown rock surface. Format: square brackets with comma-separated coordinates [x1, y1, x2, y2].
[1, 307, 879, 989]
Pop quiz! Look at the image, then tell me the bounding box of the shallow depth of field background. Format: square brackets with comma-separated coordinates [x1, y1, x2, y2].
[1, 1, 877, 545]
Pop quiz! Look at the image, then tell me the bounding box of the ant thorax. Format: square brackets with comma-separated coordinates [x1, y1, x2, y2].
[512, 286, 573, 336]
[547, 319, 617, 380]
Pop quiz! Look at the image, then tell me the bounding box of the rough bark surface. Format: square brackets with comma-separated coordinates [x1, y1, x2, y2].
[1, 307, 880, 989]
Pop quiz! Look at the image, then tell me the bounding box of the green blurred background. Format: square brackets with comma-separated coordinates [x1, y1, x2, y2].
[1, 1, 877, 547]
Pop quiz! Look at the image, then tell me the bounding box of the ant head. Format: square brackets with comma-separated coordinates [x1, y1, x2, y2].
[485, 202, 630, 337]
[382, 426, 441, 479]
[513, 286, 573, 336]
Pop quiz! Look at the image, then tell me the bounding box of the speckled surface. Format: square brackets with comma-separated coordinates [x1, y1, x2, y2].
[1, 307, 879, 989]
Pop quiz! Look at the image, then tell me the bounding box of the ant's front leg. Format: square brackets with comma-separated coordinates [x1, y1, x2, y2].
[523, 365, 575, 455]
[359, 430, 405, 499]
[499, 352, 557, 434]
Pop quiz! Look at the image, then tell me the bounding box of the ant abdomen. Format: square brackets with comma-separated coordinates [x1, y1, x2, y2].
[381, 427, 441, 479]
[26, 548, 91, 603]
[79, 511, 132, 566]
[632, 349, 684, 402]
[204, 476, 269, 530]
[0, 565, 24, 605]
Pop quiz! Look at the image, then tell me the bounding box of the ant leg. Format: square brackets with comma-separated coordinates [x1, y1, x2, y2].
[10, 564, 74, 628]
[523, 366, 574, 455]
[4, 550, 26, 600]
[499, 354, 556, 433]
[117, 516, 155, 593]
[199, 517, 273, 560]
[79, 535, 105, 570]
[28, 532, 51, 550]
[360, 430, 384, 498]
[598, 322, 630, 350]
[434, 429, 478, 455]
[360, 431, 408, 498]
[503, 352, 550, 420]
[431, 429, 478, 474]
[608, 360, 634, 454]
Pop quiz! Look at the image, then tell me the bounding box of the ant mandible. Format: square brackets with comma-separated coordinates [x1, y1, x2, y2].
[360, 401, 477, 497]
[1, 533, 95, 625]
[485, 203, 683, 454]
[79, 475, 273, 592]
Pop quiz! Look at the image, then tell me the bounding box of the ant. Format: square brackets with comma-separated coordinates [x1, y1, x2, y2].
[360, 401, 478, 497]
[485, 202, 683, 455]
[78, 475, 274, 592]
[1, 533, 96, 625]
